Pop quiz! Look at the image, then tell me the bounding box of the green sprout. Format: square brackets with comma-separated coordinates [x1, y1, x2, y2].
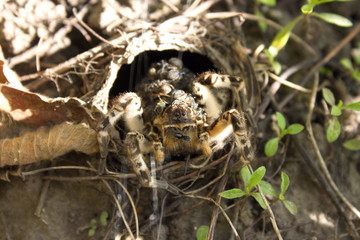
[322, 88, 360, 150]
[196, 225, 210, 240]
[265, 112, 304, 157]
[253, 0, 277, 31]
[265, 0, 353, 74]
[100, 211, 109, 226]
[343, 139, 360, 151]
[219, 166, 267, 208]
[340, 57, 360, 82]
[88, 219, 97, 237]
[87, 211, 109, 237]
[219, 166, 297, 214]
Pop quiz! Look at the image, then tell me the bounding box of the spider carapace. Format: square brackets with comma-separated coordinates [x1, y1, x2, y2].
[98, 57, 254, 189]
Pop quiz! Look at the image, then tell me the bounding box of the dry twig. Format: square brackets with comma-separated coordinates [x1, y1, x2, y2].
[279, 23, 360, 109]
[305, 73, 360, 238]
[248, 165, 283, 240]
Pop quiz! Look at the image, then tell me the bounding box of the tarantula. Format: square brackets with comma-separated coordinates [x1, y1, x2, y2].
[97, 58, 253, 189]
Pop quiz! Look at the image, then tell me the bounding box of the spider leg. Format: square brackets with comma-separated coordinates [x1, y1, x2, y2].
[199, 132, 212, 156]
[209, 109, 253, 163]
[153, 141, 165, 163]
[193, 72, 251, 123]
[98, 118, 120, 174]
[97, 128, 110, 174]
[97, 92, 144, 174]
[125, 132, 179, 194]
[125, 132, 152, 186]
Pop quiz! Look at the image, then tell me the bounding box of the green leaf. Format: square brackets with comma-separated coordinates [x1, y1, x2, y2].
[312, 12, 353, 27]
[343, 139, 360, 151]
[100, 211, 109, 226]
[322, 88, 335, 105]
[265, 137, 279, 157]
[326, 117, 341, 142]
[353, 71, 360, 82]
[331, 105, 342, 116]
[88, 228, 96, 237]
[283, 199, 298, 215]
[340, 58, 354, 70]
[272, 61, 282, 74]
[354, 49, 360, 65]
[246, 166, 266, 193]
[266, 47, 277, 60]
[259, 180, 278, 197]
[219, 188, 245, 199]
[255, 9, 268, 32]
[301, 4, 314, 14]
[270, 16, 302, 55]
[276, 112, 286, 131]
[251, 192, 267, 209]
[196, 225, 209, 240]
[279, 172, 290, 200]
[240, 165, 251, 188]
[90, 218, 97, 226]
[342, 102, 360, 111]
[286, 124, 304, 135]
[310, 0, 353, 6]
[338, 99, 344, 107]
[319, 66, 333, 77]
[259, 0, 276, 6]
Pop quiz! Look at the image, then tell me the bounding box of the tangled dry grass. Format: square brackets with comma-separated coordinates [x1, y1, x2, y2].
[0, 1, 359, 240]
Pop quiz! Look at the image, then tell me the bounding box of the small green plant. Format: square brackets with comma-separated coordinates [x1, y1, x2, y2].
[264, 112, 304, 157]
[87, 211, 109, 237]
[322, 88, 360, 150]
[340, 58, 360, 81]
[253, 0, 277, 31]
[219, 166, 297, 215]
[343, 139, 360, 151]
[196, 225, 210, 240]
[340, 44, 360, 82]
[265, 0, 353, 74]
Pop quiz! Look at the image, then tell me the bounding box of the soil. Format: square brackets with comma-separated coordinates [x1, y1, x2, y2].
[0, 1, 359, 240]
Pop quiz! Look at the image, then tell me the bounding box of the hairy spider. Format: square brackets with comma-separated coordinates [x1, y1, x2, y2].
[97, 58, 254, 189]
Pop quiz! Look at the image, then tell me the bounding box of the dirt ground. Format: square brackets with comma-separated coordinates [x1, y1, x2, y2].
[0, 1, 359, 240]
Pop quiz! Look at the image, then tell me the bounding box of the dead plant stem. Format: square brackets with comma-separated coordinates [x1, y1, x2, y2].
[242, 13, 317, 58]
[112, 179, 140, 238]
[248, 165, 283, 240]
[72, 8, 117, 47]
[267, 72, 311, 93]
[306, 74, 360, 223]
[279, 23, 360, 109]
[208, 174, 229, 240]
[35, 179, 50, 217]
[186, 194, 240, 240]
[102, 179, 136, 240]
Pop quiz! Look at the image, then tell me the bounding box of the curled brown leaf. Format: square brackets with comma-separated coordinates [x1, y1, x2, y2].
[0, 122, 99, 167]
[0, 60, 9, 84]
[0, 84, 98, 127]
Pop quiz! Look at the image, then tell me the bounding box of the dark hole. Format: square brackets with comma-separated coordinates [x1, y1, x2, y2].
[110, 50, 215, 97]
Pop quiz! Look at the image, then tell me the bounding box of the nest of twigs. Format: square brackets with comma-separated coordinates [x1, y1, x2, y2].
[82, 8, 260, 240]
[0, 1, 262, 240]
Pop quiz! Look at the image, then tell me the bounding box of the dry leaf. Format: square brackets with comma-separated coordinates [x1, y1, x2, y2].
[0, 122, 99, 167]
[0, 66, 101, 168]
[0, 84, 97, 127]
[0, 60, 9, 84]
